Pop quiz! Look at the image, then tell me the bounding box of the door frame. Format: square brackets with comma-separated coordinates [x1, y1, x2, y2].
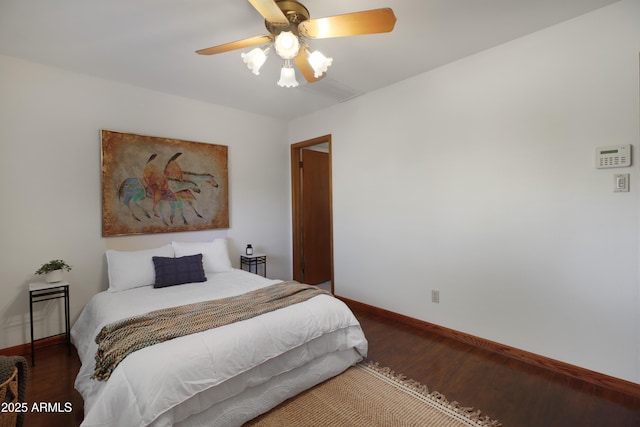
[291, 134, 333, 293]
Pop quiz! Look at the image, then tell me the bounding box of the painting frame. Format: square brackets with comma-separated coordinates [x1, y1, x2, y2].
[101, 130, 229, 237]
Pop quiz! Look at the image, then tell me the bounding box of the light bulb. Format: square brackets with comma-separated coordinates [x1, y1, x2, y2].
[274, 31, 300, 60]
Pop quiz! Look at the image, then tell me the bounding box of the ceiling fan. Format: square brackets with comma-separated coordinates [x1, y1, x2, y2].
[196, 0, 396, 87]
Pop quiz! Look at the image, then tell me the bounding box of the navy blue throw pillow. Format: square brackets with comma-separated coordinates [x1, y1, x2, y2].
[152, 254, 207, 288]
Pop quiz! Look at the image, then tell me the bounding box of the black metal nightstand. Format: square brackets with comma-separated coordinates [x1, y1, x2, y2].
[29, 281, 70, 366]
[240, 253, 267, 277]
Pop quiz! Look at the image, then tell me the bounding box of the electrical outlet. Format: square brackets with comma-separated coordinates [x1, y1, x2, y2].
[431, 290, 440, 303]
[614, 173, 630, 192]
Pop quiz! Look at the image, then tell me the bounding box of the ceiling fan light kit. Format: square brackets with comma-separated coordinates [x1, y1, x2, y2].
[197, 0, 396, 88]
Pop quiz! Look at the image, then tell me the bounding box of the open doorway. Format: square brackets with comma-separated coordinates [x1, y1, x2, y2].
[291, 135, 333, 293]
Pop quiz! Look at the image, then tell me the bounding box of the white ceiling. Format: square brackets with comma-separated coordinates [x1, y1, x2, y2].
[0, 0, 619, 120]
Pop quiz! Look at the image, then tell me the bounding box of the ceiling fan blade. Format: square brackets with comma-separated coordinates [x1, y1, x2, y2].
[196, 35, 272, 55]
[248, 0, 289, 26]
[299, 8, 396, 39]
[294, 49, 323, 83]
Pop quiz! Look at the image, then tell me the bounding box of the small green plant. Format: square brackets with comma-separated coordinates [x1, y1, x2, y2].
[35, 259, 72, 275]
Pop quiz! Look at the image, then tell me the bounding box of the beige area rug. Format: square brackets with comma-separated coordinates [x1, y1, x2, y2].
[245, 361, 501, 426]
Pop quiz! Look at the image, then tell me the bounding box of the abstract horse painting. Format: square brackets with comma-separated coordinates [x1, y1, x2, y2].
[101, 130, 229, 236]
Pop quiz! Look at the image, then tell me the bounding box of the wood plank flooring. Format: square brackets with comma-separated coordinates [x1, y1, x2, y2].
[350, 304, 640, 427]
[20, 345, 83, 427]
[15, 303, 640, 427]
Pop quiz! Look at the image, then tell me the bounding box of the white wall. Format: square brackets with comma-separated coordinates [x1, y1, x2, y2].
[0, 54, 291, 349]
[289, 0, 640, 383]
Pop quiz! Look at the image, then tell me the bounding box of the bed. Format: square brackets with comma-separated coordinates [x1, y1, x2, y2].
[71, 240, 368, 427]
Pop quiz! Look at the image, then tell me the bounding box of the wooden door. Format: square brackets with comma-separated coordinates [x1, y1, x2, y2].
[301, 149, 331, 284]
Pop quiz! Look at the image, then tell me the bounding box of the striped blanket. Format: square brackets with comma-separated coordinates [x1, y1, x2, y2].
[92, 281, 328, 380]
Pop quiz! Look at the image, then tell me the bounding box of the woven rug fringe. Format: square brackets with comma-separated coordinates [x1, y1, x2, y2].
[364, 361, 501, 427]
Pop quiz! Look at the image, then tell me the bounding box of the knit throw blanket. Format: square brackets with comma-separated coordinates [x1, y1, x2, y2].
[93, 281, 328, 381]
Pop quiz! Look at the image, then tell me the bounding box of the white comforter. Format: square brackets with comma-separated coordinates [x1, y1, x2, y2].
[71, 269, 368, 427]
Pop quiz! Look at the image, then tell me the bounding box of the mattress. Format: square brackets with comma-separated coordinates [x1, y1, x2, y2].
[71, 269, 367, 427]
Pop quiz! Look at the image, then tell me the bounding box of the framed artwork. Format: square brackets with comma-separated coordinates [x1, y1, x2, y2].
[101, 130, 229, 236]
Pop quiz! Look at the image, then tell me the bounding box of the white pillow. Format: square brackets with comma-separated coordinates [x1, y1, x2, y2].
[106, 244, 175, 292]
[172, 238, 232, 273]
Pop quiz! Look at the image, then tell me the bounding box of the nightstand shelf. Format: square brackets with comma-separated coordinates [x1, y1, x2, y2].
[240, 253, 267, 277]
[29, 281, 70, 366]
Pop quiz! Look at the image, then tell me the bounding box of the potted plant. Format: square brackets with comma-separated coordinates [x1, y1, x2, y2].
[35, 259, 72, 283]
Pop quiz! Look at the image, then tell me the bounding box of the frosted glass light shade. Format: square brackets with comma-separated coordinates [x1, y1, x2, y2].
[277, 66, 299, 88]
[307, 50, 333, 78]
[241, 46, 269, 75]
[274, 31, 300, 59]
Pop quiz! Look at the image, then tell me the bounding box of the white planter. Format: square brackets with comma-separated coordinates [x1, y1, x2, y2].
[45, 269, 63, 283]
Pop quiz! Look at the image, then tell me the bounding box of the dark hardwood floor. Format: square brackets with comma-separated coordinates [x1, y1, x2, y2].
[21, 346, 83, 427]
[350, 304, 640, 427]
[16, 304, 640, 427]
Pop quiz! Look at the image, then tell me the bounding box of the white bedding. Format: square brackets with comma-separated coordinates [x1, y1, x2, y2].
[71, 269, 367, 427]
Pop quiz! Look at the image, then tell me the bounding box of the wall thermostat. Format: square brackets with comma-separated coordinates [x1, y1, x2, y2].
[596, 144, 631, 168]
